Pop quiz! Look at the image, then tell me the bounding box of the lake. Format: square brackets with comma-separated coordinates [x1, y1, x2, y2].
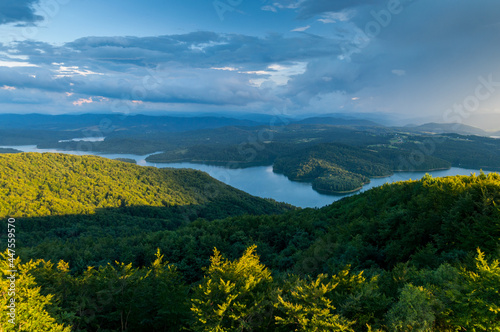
[0, 145, 492, 208]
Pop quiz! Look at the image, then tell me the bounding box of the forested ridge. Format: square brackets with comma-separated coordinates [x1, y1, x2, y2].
[0, 153, 289, 219]
[0, 154, 499, 331]
[273, 143, 450, 193]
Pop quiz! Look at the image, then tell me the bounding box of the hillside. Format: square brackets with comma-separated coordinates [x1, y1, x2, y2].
[0, 153, 290, 219]
[273, 143, 450, 193]
[2, 170, 499, 331]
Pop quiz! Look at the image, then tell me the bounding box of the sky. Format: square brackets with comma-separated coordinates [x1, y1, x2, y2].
[0, 0, 500, 127]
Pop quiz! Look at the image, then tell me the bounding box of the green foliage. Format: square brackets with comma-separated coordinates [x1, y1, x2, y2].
[273, 143, 391, 193]
[445, 249, 500, 331]
[0, 153, 499, 331]
[296, 173, 500, 275]
[274, 274, 355, 331]
[21, 249, 189, 332]
[386, 284, 439, 331]
[191, 245, 274, 331]
[0, 251, 71, 332]
[0, 153, 288, 219]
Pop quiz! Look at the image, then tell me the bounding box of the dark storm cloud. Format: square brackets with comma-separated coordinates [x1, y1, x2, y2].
[64, 32, 339, 68]
[270, 0, 500, 114]
[0, 0, 43, 25]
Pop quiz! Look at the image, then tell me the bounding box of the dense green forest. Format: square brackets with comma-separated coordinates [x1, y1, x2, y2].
[0, 153, 499, 331]
[272, 143, 453, 193]
[0, 153, 290, 219]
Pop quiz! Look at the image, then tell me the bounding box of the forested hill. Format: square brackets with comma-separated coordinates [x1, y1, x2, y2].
[0, 153, 289, 219]
[2, 169, 499, 330]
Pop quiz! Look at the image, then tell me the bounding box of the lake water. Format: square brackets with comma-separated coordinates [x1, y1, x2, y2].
[0, 145, 492, 208]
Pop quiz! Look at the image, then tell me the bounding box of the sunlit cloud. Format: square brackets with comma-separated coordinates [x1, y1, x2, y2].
[244, 62, 308, 87]
[53, 64, 103, 78]
[1, 85, 16, 90]
[73, 97, 94, 106]
[72, 96, 109, 106]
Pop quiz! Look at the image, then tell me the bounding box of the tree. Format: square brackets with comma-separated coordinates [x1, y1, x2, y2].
[191, 245, 274, 331]
[274, 274, 355, 332]
[0, 251, 71, 332]
[446, 249, 500, 331]
[386, 283, 439, 332]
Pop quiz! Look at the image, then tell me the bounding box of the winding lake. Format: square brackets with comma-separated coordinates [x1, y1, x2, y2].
[0, 145, 492, 208]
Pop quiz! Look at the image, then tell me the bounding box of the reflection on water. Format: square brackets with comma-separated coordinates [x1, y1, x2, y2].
[0, 145, 492, 208]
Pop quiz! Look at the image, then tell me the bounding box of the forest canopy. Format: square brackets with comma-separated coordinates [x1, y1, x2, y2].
[0, 154, 499, 331]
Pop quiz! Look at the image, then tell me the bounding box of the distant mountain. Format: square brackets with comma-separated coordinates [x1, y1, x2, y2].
[0, 113, 262, 133]
[404, 122, 489, 136]
[298, 111, 408, 125]
[295, 116, 382, 127]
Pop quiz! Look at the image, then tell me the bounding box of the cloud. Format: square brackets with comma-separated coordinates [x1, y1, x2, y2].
[242, 62, 307, 87]
[53, 65, 103, 78]
[2, 0, 500, 118]
[317, 11, 353, 24]
[0, 32, 339, 110]
[292, 0, 388, 19]
[291, 25, 311, 32]
[73, 97, 94, 106]
[0, 60, 38, 68]
[211, 67, 239, 71]
[0, 0, 44, 26]
[261, 5, 277, 12]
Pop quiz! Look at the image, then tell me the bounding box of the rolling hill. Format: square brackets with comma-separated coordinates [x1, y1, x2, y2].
[0, 153, 498, 331]
[0, 152, 289, 219]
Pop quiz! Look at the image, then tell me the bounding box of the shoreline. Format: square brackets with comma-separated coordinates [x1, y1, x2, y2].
[393, 167, 451, 172]
[313, 185, 364, 195]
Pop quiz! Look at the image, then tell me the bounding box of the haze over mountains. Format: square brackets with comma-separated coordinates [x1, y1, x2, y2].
[0, 113, 498, 137]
